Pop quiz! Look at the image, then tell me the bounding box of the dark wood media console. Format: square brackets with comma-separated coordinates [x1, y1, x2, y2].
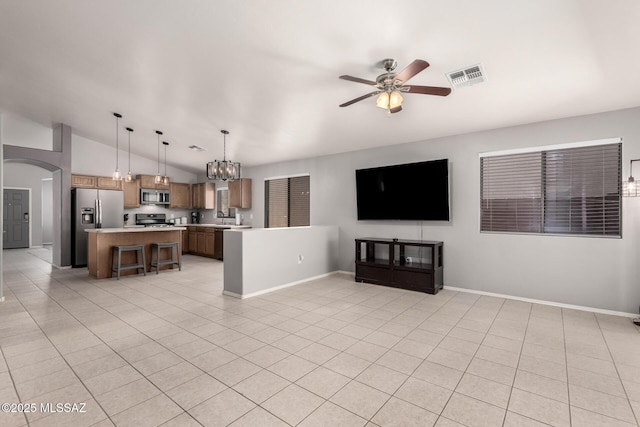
[355, 238, 443, 294]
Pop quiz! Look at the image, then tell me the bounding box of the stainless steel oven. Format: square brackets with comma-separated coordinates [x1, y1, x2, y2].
[140, 188, 170, 205]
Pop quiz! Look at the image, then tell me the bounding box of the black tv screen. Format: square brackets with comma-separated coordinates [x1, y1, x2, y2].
[356, 159, 450, 221]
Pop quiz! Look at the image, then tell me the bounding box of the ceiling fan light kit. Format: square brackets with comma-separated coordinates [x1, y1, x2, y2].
[339, 58, 452, 114]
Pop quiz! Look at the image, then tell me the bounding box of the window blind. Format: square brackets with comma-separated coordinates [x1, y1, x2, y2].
[265, 175, 310, 228]
[266, 178, 288, 228]
[289, 175, 310, 227]
[480, 142, 621, 237]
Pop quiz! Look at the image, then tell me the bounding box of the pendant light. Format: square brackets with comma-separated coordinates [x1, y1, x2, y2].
[624, 159, 640, 197]
[112, 113, 122, 181]
[154, 130, 163, 184]
[206, 130, 241, 181]
[125, 127, 134, 182]
[162, 141, 170, 185]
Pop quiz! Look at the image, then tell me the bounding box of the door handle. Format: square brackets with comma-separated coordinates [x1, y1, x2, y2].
[23, 212, 29, 222]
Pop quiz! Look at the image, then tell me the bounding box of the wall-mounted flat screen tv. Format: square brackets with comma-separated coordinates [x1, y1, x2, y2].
[356, 159, 450, 221]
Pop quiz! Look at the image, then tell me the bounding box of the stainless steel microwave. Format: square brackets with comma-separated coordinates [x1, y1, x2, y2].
[140, 189, 170, 205]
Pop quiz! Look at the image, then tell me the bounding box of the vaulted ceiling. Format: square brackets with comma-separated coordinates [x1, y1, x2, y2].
[1, 1, 639, 173]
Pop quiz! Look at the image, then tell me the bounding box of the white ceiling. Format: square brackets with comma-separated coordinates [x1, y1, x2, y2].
[1, 1, 639, 174]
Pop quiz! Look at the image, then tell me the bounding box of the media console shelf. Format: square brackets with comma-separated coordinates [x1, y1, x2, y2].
[355, 238, 443, 294]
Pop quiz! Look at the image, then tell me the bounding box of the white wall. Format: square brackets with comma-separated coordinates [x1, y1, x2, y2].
[41, 178, 53, 243]
[1, 112, 52, 150]
[242, 106, 640, 314]
[224, 226, 339, 297]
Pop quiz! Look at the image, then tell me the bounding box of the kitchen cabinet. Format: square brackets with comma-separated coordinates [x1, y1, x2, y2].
[170, 183, 191, 209]
[192, 182, 215, 209]
[138, 174, 170, 190]
[185, 226, 219, 258]
[214, 229, 224, 260]
[123, 179, 140, 208]
[229, 178, 252, 208]
[188, 227, 198, 254]
[71, 174, 97, 188]
[204, 229, 215, 257]
[182, 230, 189, 255]
[97, 176, 122, 190]
[71, 174, 122, 190]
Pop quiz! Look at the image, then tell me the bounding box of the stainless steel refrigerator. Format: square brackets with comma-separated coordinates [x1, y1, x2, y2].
[71, 188, 124, 267]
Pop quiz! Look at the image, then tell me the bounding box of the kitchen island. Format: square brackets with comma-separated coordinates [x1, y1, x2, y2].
[86, 227, 186, 279]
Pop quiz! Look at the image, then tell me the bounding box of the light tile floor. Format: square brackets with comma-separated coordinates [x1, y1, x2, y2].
[1, 248, 640, 426]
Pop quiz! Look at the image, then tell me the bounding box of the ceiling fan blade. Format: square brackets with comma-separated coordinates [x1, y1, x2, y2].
[339, 75, 377, 86]
[404, 85, 452, 96]
[339, 91, 380, 107]
[394, 59, 429, 84]
[390, 106, 402, 114]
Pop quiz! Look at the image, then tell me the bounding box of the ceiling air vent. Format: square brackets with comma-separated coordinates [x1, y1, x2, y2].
[446, 63, 486, 89]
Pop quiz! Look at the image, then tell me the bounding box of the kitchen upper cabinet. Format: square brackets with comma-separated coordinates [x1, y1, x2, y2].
[229, 178, 252, 209]
[97, 176, 122, 190]
[170, 183, 191, 209]
[138, 174, 170, 190]
[71, 174, 97, 188]
[123, 179, 140, 208]
[72, 174, 122, 190]
[192, 182, 215, 210]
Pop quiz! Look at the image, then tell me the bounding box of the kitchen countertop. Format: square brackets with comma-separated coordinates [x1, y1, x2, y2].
[86, 226, 187, 233]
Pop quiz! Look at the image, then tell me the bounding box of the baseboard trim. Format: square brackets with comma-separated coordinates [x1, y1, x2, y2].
[223, 271, 342, 299]
[444, 285, 637, 318]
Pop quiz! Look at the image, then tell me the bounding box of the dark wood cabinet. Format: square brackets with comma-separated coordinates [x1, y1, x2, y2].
[229, 178, 252, 208]
[170, 182, 192, 209]
[355, 238, 443, 294]
[186, 226, 221, 258]
[214, 229, 224, 260]
[123, 179, 140, 208]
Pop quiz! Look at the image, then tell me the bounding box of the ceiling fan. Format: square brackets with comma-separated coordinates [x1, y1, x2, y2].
[339, 58, 452, 114]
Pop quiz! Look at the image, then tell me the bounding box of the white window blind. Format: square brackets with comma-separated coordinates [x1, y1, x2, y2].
[265, 175, 310, 228]
[481, 142, 621, 237]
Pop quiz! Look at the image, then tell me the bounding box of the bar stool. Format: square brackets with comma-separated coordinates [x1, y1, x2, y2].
[150, 242, 181, 274]
[111, 245, 146, 280]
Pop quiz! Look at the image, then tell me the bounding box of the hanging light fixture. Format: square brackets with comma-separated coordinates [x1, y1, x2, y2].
[623, 159, 640, 197]
[154, 130, 163, 184]
[162, 141, 170, 185]
[206, 129, 241, 181]
[125, 127, 134, 182]
[112, 113, 123, 181]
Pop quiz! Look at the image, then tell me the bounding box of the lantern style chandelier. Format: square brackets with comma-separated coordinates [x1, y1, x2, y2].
[206, 130, 241, 181]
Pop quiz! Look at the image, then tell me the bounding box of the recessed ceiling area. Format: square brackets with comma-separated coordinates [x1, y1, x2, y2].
[0, 1, 639, 174]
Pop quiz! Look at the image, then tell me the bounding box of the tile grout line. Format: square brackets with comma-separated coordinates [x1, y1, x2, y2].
[593, 312, 640, 425]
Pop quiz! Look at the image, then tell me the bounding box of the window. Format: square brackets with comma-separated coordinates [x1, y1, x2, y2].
[265, 175, 310, 228]
[216, 189, 235, 218]
[480, 140, 621, 237]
